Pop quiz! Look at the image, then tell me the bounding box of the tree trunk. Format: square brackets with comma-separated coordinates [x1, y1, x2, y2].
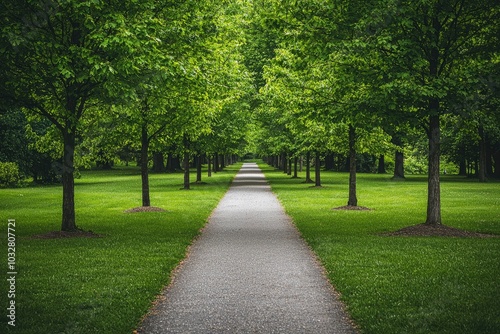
[293, 156, 298, 178]
[394, 151, 405, 179]
[459, 144, 467, 176]
[288, 155, 292, 176]
[183, 138, 190, 190]
[152, 152, 165, 172]
[348, 125, 357, 206]
[196, 153, 202, 183]
[486, 141, 494, 177]
[141, 124, 150, 207]
[315, 151, 321, 187]
[377, 154, 386, 174]
[459, 158, 466, 176]
[207, 155, 212, 177]
[283, 153, 288, 173]
[61, 130, 77, 231]
[391, 135, 405, 179]
[166, 153, 181, 172]
[220, 154, 225, 170]
[305, 152, 313, 183]
[425, 19, 442, 225]
[493, 149, 500, 178]
[425, 112, 442, 225]
[214, 153, 219, 173]
[183, 151, 190, 189]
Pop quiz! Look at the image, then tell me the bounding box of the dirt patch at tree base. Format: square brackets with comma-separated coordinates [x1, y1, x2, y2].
[124, 206, 167, 213]
[30, 230, 102, 239]
[382, 223, 499, 238]
[332, 205, 372, 211]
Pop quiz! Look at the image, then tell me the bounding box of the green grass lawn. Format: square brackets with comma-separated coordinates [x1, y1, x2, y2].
[2, 161, 499, 333]
[260, 163, 500, 334]
[0, 164, 240, 334]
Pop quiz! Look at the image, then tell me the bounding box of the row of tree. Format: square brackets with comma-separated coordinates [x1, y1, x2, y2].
[245, 0, 500, 226]
[1, 0, 499, 231]
[0, 0, 254, 231]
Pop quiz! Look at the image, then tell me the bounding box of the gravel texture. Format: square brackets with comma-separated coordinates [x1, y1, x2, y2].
[138, 163, 357, 333]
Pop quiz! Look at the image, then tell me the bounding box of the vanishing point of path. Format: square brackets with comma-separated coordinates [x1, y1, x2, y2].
[139, 163, 357, 333]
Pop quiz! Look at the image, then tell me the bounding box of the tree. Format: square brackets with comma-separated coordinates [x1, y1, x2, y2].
[0, 0, 173, 231]
[259, 0, 393, 207]
[368, 0, 500, 224]
[180, 0, 253, 188]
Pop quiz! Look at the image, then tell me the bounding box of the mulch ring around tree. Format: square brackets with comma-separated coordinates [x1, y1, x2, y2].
[30, 229, 102, 239]
[381, 223, 499, 238]
[124, 206, 167, 213]
[332, 205, 372, 211]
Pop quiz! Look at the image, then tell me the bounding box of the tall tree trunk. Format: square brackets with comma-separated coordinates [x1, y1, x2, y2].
[207, 155, 212, 177]
[391, 135, 405, 179]
[348, 125, 357, 206]
[305, 152, 313, 183]
[377, 155, 386, 174]
[315, 151, 321, 187]
[425, 112, 442, 225]
[61, 130, 77, 231]
[394, 150, 405, 179]
[288, 155, 292, 175]
[214, 153, 219, 173]
[141, 124, 150, 207]
[196, 153, 202, 183]
[425, 18, 442, 225]
[183, 151, 190, 189]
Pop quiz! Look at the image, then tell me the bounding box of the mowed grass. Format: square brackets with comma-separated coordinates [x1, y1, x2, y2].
[260, 163, 500, 334]
[0, 164, 240, 334]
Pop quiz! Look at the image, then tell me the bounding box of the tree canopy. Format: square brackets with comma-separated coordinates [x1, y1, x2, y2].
[1, 0, 499, 230]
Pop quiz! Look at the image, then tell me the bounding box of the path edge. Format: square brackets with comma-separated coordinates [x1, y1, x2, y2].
[135, 164, 243, 332]
[260, 164, 360, 332]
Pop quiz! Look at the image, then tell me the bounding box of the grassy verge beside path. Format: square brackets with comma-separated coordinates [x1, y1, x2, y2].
[0, 164, 240, 334]
[260, 162, 500, 334]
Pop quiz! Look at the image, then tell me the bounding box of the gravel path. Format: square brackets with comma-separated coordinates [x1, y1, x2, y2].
[138, 163, 357, 333]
